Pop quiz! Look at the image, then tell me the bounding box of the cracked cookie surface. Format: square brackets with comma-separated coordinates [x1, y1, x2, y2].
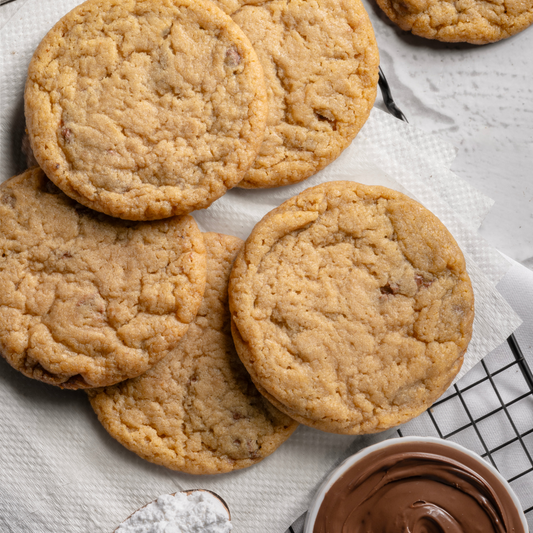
[89, 232, 297, 474]
[229, 181, 474, 434]
[210, 0, 379, 188]
[376, 0, 533, 43]
[25, 0, 268, 220]
[0, 168, 206, 388]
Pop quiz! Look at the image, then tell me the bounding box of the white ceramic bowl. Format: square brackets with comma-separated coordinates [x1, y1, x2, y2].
[304, 436, 528, 533]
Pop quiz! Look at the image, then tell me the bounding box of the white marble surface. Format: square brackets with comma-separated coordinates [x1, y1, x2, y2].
[361, 1, 533, 269]
[1, 0, 532, 268]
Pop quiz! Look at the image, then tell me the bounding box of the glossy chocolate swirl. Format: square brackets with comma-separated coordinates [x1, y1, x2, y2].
[313, 441, 525, 533]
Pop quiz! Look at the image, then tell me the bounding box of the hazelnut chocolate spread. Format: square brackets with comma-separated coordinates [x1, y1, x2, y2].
[313, 441, 525, 533]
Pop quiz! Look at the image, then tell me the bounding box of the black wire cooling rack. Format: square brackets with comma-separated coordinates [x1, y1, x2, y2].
[286, 68, 533, 533]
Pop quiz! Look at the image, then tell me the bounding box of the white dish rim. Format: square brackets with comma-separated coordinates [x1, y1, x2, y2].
[303, 435, 528, 533]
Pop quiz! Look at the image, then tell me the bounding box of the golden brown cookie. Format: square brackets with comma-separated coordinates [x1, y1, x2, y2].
[210, 0, 379, 188]
[376, 0, 533, 44]
[0, 168, 206, 389]
[229, 181, 474, 434]
[89, 233, 297, 474]
[25, 0, 268, 220]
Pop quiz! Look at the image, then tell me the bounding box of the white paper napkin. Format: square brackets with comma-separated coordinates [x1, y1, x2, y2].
[0, 2, 523, 532]
[0, 0, 28, 33]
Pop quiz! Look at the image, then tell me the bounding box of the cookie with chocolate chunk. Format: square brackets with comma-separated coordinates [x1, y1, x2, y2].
[211, 0, 380, 188]
[229, 181, 474, 434]
[89, 233, 297, 474]
[0, 168, 206, 388]
[376, 0, 533, 44]
[25, 0, 268, 220]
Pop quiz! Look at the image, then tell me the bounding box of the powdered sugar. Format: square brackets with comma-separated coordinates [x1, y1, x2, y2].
[116, 491, 232, 533]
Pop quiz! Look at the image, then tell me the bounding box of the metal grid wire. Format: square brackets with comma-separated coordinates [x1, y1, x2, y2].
[402, 335, 533, 483]
[287, 69, 533, 533]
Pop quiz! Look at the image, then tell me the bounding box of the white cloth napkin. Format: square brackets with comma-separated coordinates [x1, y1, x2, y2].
[0, 2, 523, 532]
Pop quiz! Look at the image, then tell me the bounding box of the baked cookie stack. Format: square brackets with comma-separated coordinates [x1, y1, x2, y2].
[229, 182, 474, 434]
[1, 0, 475, 476]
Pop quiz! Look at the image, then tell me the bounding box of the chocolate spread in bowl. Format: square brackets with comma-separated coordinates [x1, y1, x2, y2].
[313, 440, 525, 533]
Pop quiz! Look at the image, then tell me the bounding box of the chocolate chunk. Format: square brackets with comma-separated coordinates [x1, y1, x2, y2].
[1, 193, 16, 208]
[224, 46, 241, 67]
[61, 127, 72, 143]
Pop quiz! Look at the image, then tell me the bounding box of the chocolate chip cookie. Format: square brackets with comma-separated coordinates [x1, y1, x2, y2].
[25, 0, 268, 220]
[0, 168, 206, 388]
[229, 181, 474, 434]
[211, 0, 380, 188]
[89, 233, 297, 474]
[376, 0, 533, 44]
